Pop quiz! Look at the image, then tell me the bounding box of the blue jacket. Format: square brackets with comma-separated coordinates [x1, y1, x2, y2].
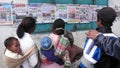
[94, 34, 120, 61]
[94, 27, 120, 68]
[80, 27, 120, 68]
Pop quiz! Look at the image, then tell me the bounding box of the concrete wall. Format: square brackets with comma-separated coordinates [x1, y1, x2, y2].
[109, 0, 120, 7]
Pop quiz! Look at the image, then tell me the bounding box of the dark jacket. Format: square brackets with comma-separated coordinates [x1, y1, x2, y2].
[94, 27, 120, 68]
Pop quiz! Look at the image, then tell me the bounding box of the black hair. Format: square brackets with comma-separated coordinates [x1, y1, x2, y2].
[17, 17, 36, 38]
[97, 7, 116, 27]
[52, 19, 65, 35]
[4, 37, 18, 48]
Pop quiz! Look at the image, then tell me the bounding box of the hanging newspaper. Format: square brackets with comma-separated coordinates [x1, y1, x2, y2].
[67, 5, 80, 23]
[90, 5, 98, 22]
[36, 4, 43, 23]
[56, 4, 68, 22]
[13, 4, 28, 25]
[29, 3, 42, 23]
[41, 4, 56, 23]
[79, 5, 92, 23]
[0, 4, 12, 25]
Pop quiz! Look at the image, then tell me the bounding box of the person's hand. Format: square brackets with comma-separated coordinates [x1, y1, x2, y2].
[86, 30, 99, 40]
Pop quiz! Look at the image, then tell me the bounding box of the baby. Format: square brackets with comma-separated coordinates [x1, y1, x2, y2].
[3, 37, 23, 68]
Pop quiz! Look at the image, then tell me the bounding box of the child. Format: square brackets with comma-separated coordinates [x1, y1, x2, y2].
[80, 7, 119, 68]
[3, 37, 23, 68]
[40, 36, 64, 65]
[40, 35, 71, 68]
[16, 17, 40, 68]
[49, 19, 83, 67]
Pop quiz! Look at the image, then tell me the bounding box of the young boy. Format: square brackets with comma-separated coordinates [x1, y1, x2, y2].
[40, 36, 72, 67]
[80, 7, 119, 68]
[40, 36, 64, 65]
[3, 37, 23, 68]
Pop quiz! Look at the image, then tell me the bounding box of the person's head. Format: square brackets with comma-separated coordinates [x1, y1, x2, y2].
[17, 17, 36, 38]
[40, 36, 52, 50]
[97, 7, 116, 27]
[52, 19, 65, 35]
[4, 37, 22, 54]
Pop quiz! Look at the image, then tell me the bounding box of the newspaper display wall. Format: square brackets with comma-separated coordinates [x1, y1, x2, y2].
[0, 3, 108, 25]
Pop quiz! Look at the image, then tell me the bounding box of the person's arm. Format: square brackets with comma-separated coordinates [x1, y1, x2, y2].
[64, 30, 74, 46]
[41, 47, 64, 65]
[94, 34, 120, 61]
[86, 30, 120, 61]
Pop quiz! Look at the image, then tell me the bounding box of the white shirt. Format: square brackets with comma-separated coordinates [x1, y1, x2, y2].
[16, 32, 38, 68]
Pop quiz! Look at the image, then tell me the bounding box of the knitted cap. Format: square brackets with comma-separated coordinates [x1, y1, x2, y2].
[40, 36, 52, 50]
